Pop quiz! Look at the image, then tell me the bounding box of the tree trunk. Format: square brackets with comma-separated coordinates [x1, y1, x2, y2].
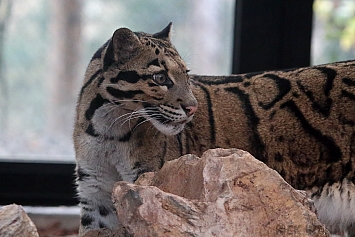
[47, 0, 82, 139]
[190, 0, 222, 75]
[0, 0, 12, 134]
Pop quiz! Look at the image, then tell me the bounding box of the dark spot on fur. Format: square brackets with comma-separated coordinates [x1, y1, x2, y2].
[292, 92, 300, 98]
[77, 167, 91, 181]
[343, 77, 355, 87]
[277, 136, 284, 142]
[78, 197, 88, 205]
[316, 67, 337, 96]
[342, 160, 352, 177]
[81, 214, 93, 227]
[137, 140, 144, 147]
[99, 222, 107, 228]
[118, 130, 132, 142]
[85, 94, 108, 121]
[82, 206, 93, 212]
[99, 205, 110, 217]
[342, 90, 355, 101]
[85, 123, 99, 137]
[243, 82, 251, 87]
[133, 161, 141, 169]
[274, 152, 283, 162]
[155, 48, 160, 55]
[269, 110, 276, 119]
[259, 74, 291, 110]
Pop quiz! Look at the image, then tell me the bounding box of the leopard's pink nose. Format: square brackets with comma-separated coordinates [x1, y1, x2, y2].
[183, 105, 198, 117]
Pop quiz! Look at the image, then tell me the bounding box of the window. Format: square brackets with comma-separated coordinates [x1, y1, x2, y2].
[0, 0, 235, 162]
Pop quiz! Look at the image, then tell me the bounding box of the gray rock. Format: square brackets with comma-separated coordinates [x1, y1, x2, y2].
[112, 148, 330, 237]
[0, 204, 39, 237]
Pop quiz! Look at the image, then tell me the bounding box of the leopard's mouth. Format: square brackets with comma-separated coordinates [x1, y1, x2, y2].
[163, 116, 192, 126]
[146, 115, 189, 136]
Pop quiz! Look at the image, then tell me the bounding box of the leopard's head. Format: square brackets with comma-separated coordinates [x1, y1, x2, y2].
[100, 23, 198, 136]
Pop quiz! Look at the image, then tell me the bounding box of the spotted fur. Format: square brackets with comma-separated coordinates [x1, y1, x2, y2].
[187, 64, 355, 235]
[74, 23, 355, 235]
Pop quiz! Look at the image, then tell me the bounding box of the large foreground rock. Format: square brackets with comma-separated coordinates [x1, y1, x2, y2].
[113, 148, 330, 237]
[0, 204, 39, 237]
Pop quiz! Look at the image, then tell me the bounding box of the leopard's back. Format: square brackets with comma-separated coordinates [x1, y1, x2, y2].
[186, 61, 355, 189]
[183, 60, 355, 233]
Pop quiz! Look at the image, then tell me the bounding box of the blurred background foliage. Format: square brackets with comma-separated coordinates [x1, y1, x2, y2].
[312, 0, 355, 64]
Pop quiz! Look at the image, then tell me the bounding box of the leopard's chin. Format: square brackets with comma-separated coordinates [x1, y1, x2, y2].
[151, 119, 186, 136]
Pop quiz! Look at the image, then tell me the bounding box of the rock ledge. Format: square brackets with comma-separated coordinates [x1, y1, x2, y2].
[112, 148, 330, 237]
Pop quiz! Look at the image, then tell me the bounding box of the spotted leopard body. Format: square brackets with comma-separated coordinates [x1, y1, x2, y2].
[74, 23, 355, 235]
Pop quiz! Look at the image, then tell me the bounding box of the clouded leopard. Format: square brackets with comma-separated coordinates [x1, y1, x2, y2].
[74, 23, 355, 236]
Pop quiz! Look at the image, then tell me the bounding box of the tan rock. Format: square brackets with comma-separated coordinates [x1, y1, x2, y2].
[113, 148, 330, 237]
[0, 204, 39, 237]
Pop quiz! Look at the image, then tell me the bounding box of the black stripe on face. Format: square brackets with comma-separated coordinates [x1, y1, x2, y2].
[103, 39, 115, 70]
[106, 87, 144, 99]
[147, 58, 160, 68]
[85, 94, 109, 121]
[85, 123, 99, 137]
[79, 70, 102, 99]
[142, 104, 166, 122]
[111, 71, 141, 84]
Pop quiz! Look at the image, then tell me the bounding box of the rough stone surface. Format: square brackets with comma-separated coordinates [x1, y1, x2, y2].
[0, 204, 39, 237]
[112, 148, 330, 237]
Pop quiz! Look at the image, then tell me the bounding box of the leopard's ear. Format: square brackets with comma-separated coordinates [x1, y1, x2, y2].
[153, 22, 172, 41]
[104, 27, 142, 67]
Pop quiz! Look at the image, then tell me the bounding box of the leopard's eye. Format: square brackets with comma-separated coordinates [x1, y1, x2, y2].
[153, 73, 168, 85]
